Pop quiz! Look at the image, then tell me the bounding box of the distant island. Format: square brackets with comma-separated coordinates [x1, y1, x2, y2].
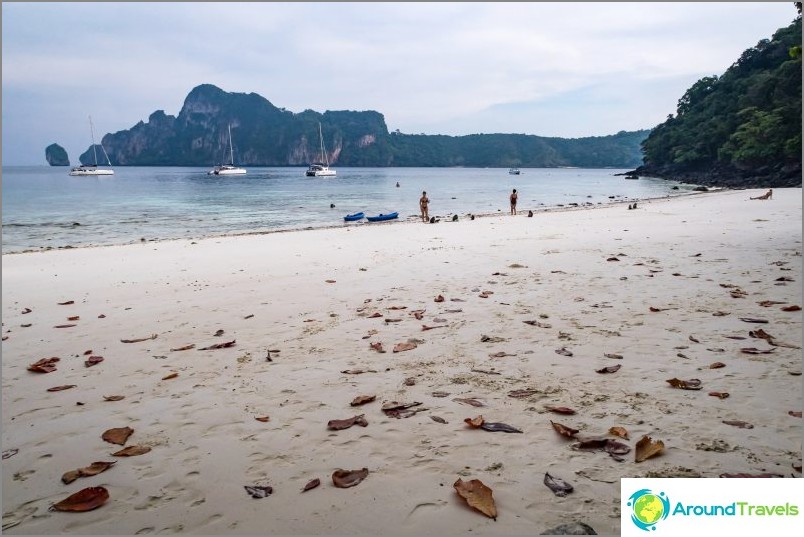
[67, 84, 647, 169]
[45, 143, 69, 166]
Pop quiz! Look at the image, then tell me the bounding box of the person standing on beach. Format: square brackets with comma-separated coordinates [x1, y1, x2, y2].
[510, 189, 518, 215]
[420, 191, 430, 222]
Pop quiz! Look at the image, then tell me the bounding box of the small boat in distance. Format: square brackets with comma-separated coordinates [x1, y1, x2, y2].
[508, 167, 521, 175]
[69, 116, 114, 176]
[344, 212, 365, 222]
[306, 123, 336, 177]
[209, 124, 246, 175]
[366, 212, 399, 222]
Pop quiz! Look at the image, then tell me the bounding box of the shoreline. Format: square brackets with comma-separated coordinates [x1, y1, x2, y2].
[2, 189, 718, 256]
[2, 187, 801, 535]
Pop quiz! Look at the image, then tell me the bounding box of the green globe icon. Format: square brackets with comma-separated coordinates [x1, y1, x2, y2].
[634, 494, 664, 525]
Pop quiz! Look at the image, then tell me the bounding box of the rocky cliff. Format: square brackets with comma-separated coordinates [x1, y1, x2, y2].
[45, 143, 70, 166]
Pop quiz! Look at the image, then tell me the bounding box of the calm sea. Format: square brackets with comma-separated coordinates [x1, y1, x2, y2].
[1, 166, 695, 254]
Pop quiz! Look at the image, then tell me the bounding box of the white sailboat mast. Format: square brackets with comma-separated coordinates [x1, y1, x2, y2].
[229, 124, 235, 166]
[319, 122, 329, 166]
[89, 115, 99, 165]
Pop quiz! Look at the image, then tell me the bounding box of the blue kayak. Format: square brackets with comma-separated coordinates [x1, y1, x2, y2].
[344, 212, 365, 222]
[366, 212, 399, 222]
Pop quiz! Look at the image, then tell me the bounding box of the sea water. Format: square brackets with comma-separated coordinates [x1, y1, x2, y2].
[1, 166, 695, 253]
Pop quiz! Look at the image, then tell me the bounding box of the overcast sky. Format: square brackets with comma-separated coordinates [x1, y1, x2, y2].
[1, 2, 798, 165]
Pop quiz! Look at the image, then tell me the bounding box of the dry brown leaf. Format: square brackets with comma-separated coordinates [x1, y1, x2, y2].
[58, 301, 75, 305]
[369, 342, 385, 353]
[50, 487, 109, 512]
[103, 395, 125, 402]
[28, 357, 60, 373]
[604, 353, 623, 359]
[302, 478, 320, 492]
[666, 378, 702, 390]
[723, 420, 753, 429]
[781, 305, 801, 312]
[609, 426, 629, 440]
[170, 344, 195, 351]
[453, 478, 497, 519]
[120, 334, 158, 343]
[508, 388, 538, 398]
[434, 294, 445, 302]
[392, 341, 417, 353]
[54, 324, 76, 328]
[596, 364, 621, 374]
[198, 340, 236, 350]
[162, 372, 179, 380]
[544, 472, 574, 497]
[464, 415, 485, 428]
[350, 395, 376, 406]
[327, 415, 368, 430]
[332, 468, 369, 488]
[325, 279, 336, 283]
[546, 406, 576, 415]
[61, 461, 116, 484]
[67, 316, 80, 321]
[709, 362, 726, 369]
[85, 356, 104, 367]
[453, 397, 485, 407]
[790, 411, 803, 418]
[112, 445, 151, 457]
[47, 385, 77, 392]
[550, 420, 579, 438]
[255, 416, 270, 423]
[635, 435, 664, 463]
[708, 391, 730, 399]
[101, 427, 133, 446]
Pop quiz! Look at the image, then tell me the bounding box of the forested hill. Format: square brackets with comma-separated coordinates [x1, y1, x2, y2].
[631, 13, 802, 188]
[79, 84, 648, 169]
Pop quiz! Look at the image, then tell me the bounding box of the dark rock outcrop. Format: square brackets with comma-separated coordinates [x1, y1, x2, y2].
[624, 161, 802, 189]
[45, 143, 70, 166]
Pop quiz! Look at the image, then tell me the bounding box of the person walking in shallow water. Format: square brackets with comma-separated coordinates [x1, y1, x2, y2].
[420, 191, 430, 222]
[510, 188, 518, 215]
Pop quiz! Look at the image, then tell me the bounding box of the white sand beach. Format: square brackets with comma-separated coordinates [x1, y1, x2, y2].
[2, 188, 801, 535]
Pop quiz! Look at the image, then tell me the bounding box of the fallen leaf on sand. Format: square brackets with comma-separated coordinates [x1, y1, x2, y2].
[54, 324, 76, 328]
[481, 422, 523, 433]
[604, 353, 623, 359]
[434, 295, 445, 302]
[550, 420, 579, 438]
[596, 365, 621, 374]
[393, 341, 417, 353]
[3, 449, 19, 460]
[255, 416, 270, 422]
[781, 305, 801, 312]
[454, 398, 485, 407]
[382, 401, 424, 418]
[464, 416, 485, 428]
[162, 372, 178, 380]
[609, 426, 629, 440]
[573, 438, 631, 460]
[555, 348, 573, 357]
[411, 310, 425, 320]
[369, 342, 386, 353]
[170, 344, 195, 351]
[50, 487, 109, 512]
[325, 279, 336, 283]
[327, 415, 368, 430]
[84, 356, 104, 367]
[788, 411, 802, 418]
[722, 420, 753, 429]
[302, 478, 320, 492]
[666, 378, 702, 390]
[546, 406, 576, 415]
[67, 316, 80, 321]
[21, 307, 32, 314]
[635, 435, 664, 463]
[332, 468, 369, 488]
[544, 472, 574, 497]
[198, 340, 236, 350]
[385, 318, 402, 323]
[102, 427, 133, 445]
[62, 461, 116, 484]
[112, 445, 151, 457]
[708, 392, 730, 399]
[47, 385, 77, 392]
[739, 317, 769, 324]
[478, 291, 493, 298]
[368, 312, 383, 318]
[350, 395, 376, 406]
[523, 320, 552, 328]
[244, 485, 273, 498]
[120, 334, 158, 343]
[740, 347, 775, 355]
[58, 301, 75, 305]
[709, 362, 726, 369]
[431, 416, 448, 424]
[28, 357, 60, 373]
[454, 478, 497, 519]
[649, 306, 664, 312]
[341, 368, 377, 375]
[422, 324, 448, 331]
[508, 388, 538, 398]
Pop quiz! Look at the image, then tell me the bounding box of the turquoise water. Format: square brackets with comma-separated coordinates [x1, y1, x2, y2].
[1, 166, 695, 253]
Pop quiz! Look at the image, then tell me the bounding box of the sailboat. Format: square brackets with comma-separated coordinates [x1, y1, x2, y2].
[305, 122, 336, 177]
[69, 116, 114, 176]
[209, 124, 246, 175]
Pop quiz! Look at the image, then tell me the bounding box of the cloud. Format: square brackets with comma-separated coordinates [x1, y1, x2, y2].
[2, 2, 797, 164]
